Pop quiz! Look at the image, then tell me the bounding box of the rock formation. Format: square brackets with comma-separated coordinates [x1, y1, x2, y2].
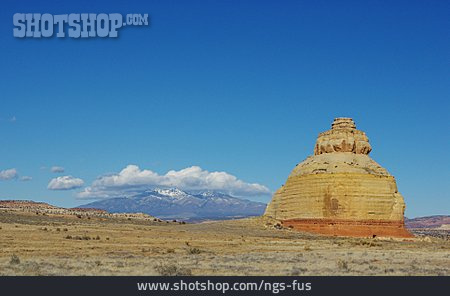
[264, 117, 413, 238]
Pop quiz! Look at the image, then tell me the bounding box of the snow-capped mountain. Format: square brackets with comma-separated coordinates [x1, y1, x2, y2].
[78, 188, 267, 222]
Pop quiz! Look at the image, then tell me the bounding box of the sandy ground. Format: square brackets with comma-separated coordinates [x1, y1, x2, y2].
[0, 210, 449, 276]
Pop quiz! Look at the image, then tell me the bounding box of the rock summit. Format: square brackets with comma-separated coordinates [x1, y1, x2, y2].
[264, 118, 413, 238]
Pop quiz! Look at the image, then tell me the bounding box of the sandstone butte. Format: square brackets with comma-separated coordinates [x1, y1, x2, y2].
[264, 118, 413, 238]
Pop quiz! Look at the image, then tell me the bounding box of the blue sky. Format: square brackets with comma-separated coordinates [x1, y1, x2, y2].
[0, 0, 448, 217]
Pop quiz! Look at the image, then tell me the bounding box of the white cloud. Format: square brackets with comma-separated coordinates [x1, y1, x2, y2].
[77, 165, 270, 199]
[51, 166, 65, 173]
[0, 168, 18, 180]
[48, 176, 84, 190]
[20, 176, 33, 182]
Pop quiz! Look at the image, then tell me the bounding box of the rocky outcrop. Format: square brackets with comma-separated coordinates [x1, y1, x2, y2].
[265, 118, 413, 238]
[0, 200, 156, 221]
[314, 117, 372, 155]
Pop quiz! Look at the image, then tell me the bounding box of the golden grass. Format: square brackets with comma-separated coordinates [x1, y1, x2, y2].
[0, 210, 449, 275]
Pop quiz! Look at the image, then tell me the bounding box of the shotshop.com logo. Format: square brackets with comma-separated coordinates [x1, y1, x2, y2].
[13, 13, 149, 38]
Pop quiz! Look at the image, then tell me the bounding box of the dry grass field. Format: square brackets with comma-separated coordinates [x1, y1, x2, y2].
[0, 210, 449, 276]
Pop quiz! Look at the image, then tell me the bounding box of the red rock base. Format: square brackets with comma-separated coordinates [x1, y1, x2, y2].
[282, 218, 414, 238]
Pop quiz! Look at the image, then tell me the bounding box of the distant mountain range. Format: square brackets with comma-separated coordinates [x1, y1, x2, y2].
[405, 215, 450, 229]
[78, 188, 267, 222]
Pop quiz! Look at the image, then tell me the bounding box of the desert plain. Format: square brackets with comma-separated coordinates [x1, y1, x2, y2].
[0, 207, 449, 276]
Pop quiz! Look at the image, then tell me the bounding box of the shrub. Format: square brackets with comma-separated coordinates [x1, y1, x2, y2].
[353, 239, 381, 247]
[154, 263, 192, 276]
[291, 267, 308, 275]
[9, 254, 20, 265]
[337, 259, 349, 271]
[188, 247, 202, 255]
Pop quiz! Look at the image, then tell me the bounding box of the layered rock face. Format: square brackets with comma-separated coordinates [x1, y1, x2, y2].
[265, 118, 412, 238]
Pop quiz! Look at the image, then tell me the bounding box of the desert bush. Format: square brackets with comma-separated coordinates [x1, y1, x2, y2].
[291, 267, 308, 275]
[274, 223, 283, 229]
[9, 254, 20, 265]
[188, 247, 202, 255]
[334, 241, 344, 246]
[154, 263, 192, 276]
[337, 259, 349, 271]
[353, 239, 381, 247]
[65, 235, 91, 240]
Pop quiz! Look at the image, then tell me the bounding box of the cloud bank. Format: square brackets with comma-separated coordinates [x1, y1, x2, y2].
[20, 176, 33, 182]
[77, 165, 270, 199]
[51, 166, 65, 173]
[48, 176, 84, 190]
[0, 168, 18, 180]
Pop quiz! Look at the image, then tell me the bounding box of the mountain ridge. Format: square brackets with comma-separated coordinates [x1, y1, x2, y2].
[78, 188, 267, 222]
